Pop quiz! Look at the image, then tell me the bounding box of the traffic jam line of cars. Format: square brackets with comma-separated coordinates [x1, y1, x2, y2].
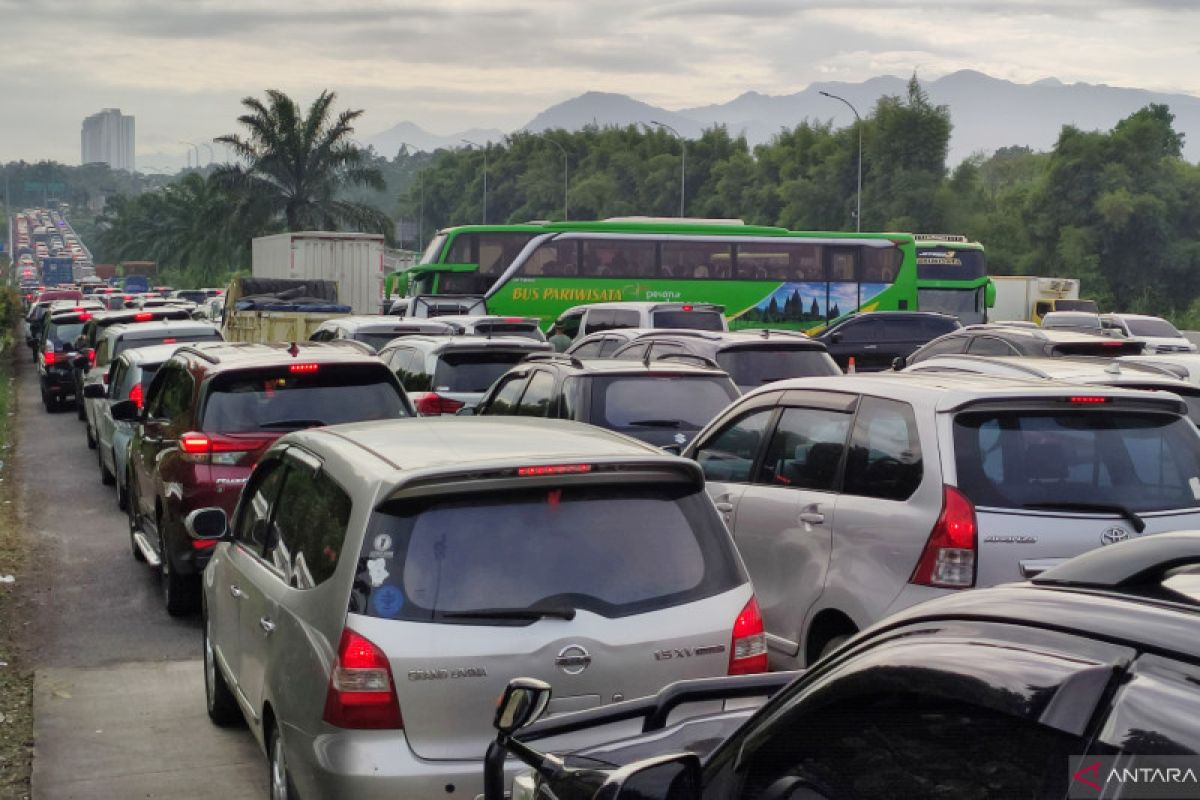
[23, 286, 1200, 799]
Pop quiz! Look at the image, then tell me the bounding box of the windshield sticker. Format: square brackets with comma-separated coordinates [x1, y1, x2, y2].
[370, 533, 394, 559]
[367, 558, 389, 587]
[370, 585, 405, 617]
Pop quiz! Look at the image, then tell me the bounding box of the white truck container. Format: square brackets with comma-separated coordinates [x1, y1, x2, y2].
[251, 231, 385, 315]
[989, 276, 1083, 322]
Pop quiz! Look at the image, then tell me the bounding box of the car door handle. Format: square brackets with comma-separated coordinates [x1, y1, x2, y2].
[715, 502, 734, 513]
[229, 584, 246, 599]
[863, 344, 878, 350]
[799, 512, 825, 524]
[258, 617, 276, 635]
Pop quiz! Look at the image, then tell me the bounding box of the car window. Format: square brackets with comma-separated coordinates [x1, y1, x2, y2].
[570, 339, 606, 358]
[954, 410, 1200, 512]
[356, 483, 743, 622]
[233, 459, 288, 558]
[557, 310, 584, 339]
[151, 364, 194, 429]
[844, 397, 922, 501]
[651, 310, 724, 331]
[591, 375, 737, 432]
[582, 310, 614, 335]
[615, 342, 649, 361]
[432, 351, 534, 394]
[112, 331, 222, 360]
[1093, 654, 1200, 756]
[716, 347, 841, 388]
[559, 376, 582, 420]
[1124, 318, 1182, 338]
[45, 320, 86, 351]
[201, 364, 408, 433]
[596, 337, 624, 357]
[481, 373, 529, 415]
[757, 406, 853, 490]
[967, 336, 1019, 356]
[910, 335, 967, 363]
[695, 410, 774, 483]
[514, 370, 556, 417]
[648, 342, 687, 360]
[835, 317, 880, 344]
[274, 462, 352, 589]
[878, 316, 923, 339]
[612, 309, 642, 328]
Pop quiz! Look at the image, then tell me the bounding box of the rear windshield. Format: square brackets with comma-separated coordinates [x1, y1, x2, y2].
[1052, 341, 1145, 357]
[1044, 315, 1100, 330]
[201, 365, 408, 432]
[716, 347, 840, 387]
[1125, 318, 1182, 338]
[652, 310, 725, 331]
[432, 350, 533, 393]
[353, 484, 742, 623]
[592, 375, 737, 432]
[471, 323, 544, 340]
[175, 291, 207, 304]
[1056, 299, 1099, 313]
[113, 332, 222, 360]
[45, 321, 85, 350]
[355, 332, 407, 351]
[953, 410, 1200, 512]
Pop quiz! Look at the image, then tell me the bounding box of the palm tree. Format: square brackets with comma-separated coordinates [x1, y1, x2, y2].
[214, 90, 392, 234]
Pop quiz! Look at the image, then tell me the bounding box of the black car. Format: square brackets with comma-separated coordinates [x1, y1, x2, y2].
[609, 329, 841, 392]
[813, 311, 961, 371]
[38, 307, 96, 412]
[902, 323, 1147, 368]
[468, 353, 739, 449]
[485, 532, 1200, 800]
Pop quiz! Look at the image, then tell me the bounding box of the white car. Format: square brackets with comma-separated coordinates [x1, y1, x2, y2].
[1102, 313, 1197, 354]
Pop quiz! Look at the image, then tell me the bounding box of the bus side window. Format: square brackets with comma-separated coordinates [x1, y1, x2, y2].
[582, 240, 655, 278]
[736, 243, 821, 282]
[862, 246, 901, 283]
[662, 242, 732, 279]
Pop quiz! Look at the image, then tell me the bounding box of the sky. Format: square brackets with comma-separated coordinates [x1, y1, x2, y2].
[2, 0, 1198, 170]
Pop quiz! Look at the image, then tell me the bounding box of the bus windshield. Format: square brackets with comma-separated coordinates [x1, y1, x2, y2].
[916, 248, 986, 280]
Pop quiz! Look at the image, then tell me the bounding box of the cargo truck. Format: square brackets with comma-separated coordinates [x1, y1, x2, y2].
[251, 231, 384, 315]
[988, 276, 1098, 324]
[40, 256, 75, 287]
[221, 277, 351, 344]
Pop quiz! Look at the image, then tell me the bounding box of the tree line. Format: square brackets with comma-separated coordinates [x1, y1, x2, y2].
[4, 78, 1199, 321]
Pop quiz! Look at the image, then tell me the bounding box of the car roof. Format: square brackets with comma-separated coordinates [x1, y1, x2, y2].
[909, 355, 1198, 390]
[291, 417, 681, 477]
[432, 314, 541, 325]
[629, 329, 819, 347]
[104, 320, 219, 337]
[1104, 313, 1168, 322]
[524, 354, 730, 376]
[173, 341, 384, 369]
[117, 343, 187, 365]
[318, 316, 421, 331]
[387, 335, 551, 352]
[738, 371, 1190, 413]
[960, 325, 1121, 344]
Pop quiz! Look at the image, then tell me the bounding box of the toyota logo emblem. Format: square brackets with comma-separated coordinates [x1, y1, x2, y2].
[1100, 527, 1131, 545]
[554, 644, 592, 675]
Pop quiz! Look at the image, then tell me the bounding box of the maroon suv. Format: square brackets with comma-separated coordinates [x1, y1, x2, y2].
[116, 342, 414, 614]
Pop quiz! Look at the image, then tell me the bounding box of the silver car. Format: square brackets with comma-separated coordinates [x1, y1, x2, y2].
[200, 417, 762, 798]
[684, 372, 1200, 667]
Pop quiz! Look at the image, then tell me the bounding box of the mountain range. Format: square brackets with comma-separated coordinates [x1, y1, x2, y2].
[364, 70, 1200, 164]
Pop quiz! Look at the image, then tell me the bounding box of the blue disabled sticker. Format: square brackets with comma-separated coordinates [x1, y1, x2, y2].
[371, 585, 405, 618]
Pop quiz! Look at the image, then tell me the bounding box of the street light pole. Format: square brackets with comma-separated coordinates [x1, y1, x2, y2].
[650, 121, 685, 217]
[462, 139, 487, 224]
[818, 91, 863, 232]
[539, 135, 569, 220]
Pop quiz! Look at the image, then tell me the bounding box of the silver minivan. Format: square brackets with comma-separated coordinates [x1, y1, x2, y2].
[201, 417, 763, 798]
[684, 372, 1200, 667]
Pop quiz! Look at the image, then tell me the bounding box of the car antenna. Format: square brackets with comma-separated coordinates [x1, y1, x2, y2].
[643, 346, 652, 368]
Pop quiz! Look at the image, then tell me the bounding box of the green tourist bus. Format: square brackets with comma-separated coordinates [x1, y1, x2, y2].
[391, 219, 991, 331]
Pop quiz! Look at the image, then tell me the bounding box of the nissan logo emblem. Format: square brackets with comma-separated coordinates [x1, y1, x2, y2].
[1100, 527, 1131, 546]
[555, 644, 592, 675]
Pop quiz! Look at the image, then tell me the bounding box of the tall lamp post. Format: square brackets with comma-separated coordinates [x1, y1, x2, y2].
[461, 139, 487, 224]
[539, 135, 569, 220]
[649, 120, 685, 217]
[818, 91, 863, 232]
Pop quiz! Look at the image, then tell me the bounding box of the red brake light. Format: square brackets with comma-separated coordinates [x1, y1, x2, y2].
[729, 597, 768, 675]
[413, 392, 465, 416]
[78, 312, 92, 321]
[503, 317, 524, 323]
[323, 629, 402, 729]
[1068, 396, 1109, 404]
[73, 306, 85, 311]
[517, 464, 592, 477]
[910, 486, 977, 589]
[682, 304, 694, 311]
[289, 363, 319, 373]
[179, 432, 210, 455]
[128, 382, 144, 409]
[43, 351, 57, 366]
[88, 349, 97, 367]
[191, 538, 218, 550]
[134, 312, 153, 321]
[161, 338, 177, 344]
[1102, 340, 1122, 347]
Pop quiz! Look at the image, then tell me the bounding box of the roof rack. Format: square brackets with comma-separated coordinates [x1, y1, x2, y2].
[522, 352, 584, 369]
[1033, 531, 1200, 594]
[655, 353, 722, 370]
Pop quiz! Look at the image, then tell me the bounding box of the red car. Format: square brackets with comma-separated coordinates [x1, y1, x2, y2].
[116, 342, 414, 614]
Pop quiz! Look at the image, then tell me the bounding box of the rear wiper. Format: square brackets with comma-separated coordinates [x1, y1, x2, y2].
[257, 418, 327, 429]
[1022, 502, 1146, 533]
[439, 606, 577, 621]
[626, 419, 683, 428]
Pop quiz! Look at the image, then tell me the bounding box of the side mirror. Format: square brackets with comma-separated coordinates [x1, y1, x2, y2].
[892, 356, 907, 371]
[829, 332, 842, 344]
[110, 399, 139, 422]
[83, 383, 107, 399]
[184, 508, 229, 541]
[493, 678, 552, 735]
[597, 753, 702, 800]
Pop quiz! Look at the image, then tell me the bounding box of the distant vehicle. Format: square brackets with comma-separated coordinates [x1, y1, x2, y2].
[389, 294, 488, 318]
[554, 301, 728, 340]
[122, 275, 150, 294]
[432, 314, 547, 341]
[989, 275, 1098, 323]
[813, 311, 961, 371]
[308, 316, 455, 351]
[1040, 310, 1104, 333]
[253, 231, 385, 315]
[901, 324, 1147, 368]
[37, 307, 95, 412]
[200, 417, 764, 797]
[1102, 313, 1197, 353]
[221, 277, 351, 344]
[40, 256, 75, 287]
[564, 327, 655, 358]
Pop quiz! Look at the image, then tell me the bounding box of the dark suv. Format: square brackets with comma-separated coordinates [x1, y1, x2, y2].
[485, 532, 1200, 800]
[903, 323, 1148, 367]
[814, 311, 961, 370]
[469, 354, 739, 448]
[38, 307, 96, 411]
[610, 330, 841, 392]
[118, 342, 414, 614]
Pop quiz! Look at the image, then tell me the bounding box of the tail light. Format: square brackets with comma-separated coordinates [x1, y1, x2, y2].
[88, 349, 97, 367]
[128, 382, 144, 409]
[323, 629, 402, 729]
[728, 597, 768, 675]
[910, 486, 977, 589]
[178, 431, 268, 466]
[134, 312, 153, 321]
[412, 392, 464, 416]
[43, 351, 57, 366]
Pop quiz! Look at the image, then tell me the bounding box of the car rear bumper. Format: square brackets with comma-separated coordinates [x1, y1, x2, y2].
[41, 370, 76, 395]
